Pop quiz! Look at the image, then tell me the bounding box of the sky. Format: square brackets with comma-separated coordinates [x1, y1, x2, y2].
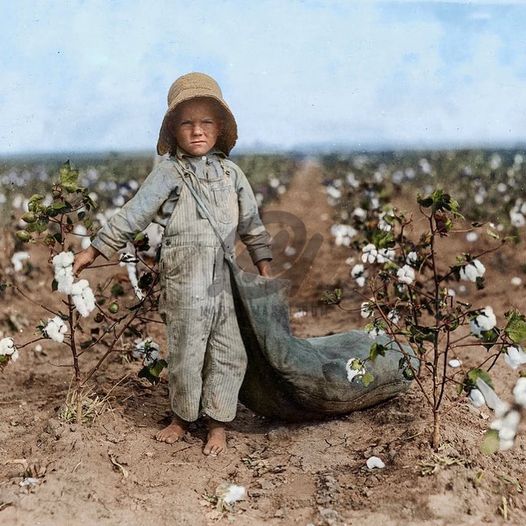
[1, 0, 526, 154]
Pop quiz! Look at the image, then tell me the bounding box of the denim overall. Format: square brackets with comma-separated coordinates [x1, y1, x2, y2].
[158, 156, 248, 422]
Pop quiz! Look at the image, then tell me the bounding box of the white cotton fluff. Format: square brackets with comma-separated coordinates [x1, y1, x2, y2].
[70, 279, 96, 317]
[361, 244, 378, 264]
[0, 337, 19, 362]
[222, 485, 247, 505]
[469, 388, 485, 408]
[367, 326, 386, 340]
[119, 253, 144, 300]
[490, 410, 521, 451]
[513, 377, 526, 407]
[132, 338, 160, 366]
[330, 224, 357, 247]
[511, 277, 522, 286]
[504, 345, 526, 370]
[52, 251, 75, 294]
[361, 302, 373, 319]
[406, 251, 418, 266]
[469, 306, 497, 337]
[11, 251, 30, 272]
[351, 264, 366, 288]
[387, 309, 400, 324]
[366, 456, 385, 470]
[44, 316, 68, 343]
[73, 224, 92, 250]
[293, 310, 307, 319]
[397, 265, 415, 285]
[345, 358, 365, 383]
[475, 379, 509, 417]
[460, 259, 485, 282]
[448, 359, 462, 368]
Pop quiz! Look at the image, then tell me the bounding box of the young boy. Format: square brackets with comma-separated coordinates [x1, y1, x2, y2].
[73, 72, 272, 455]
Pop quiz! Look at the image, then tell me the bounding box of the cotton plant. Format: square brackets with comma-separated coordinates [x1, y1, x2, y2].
[325, 187, 526, 450]
[4, 161, 165, 419]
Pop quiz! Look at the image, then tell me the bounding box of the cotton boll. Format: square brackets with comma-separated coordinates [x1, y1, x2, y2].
[222, 485, 246, 505]
[511, 277, 522, 286]
[513, 377, 526, 407]
[397, 265, 415, 285]
[460, 260, 485, 282]
[293, 310, 307, 319]
[367, 326, 386, 340]
[345, 358, 366, 383]
[0, 337, 16, 355]
[366, 456, 385, 469]
[11, 251, 30, 272]
[448, 359, 462, 368]
[470, 306, 497, 337]
[361, 244, 378, 264]
[469, 389, 485, 408]
[406, 252, 418, 266]
[52, 251, 75, 294]
[44, 316, 68, 343]
[504, 345, 526, 370]
[387, 309, 400, 324]
[119, 253, 144, 300]
[465, 232, 478, 243]
[361, 302, 373, 319]
[71, 279, 96, 317]
[475, 379, 509, 416]
[133, 338, 161, 366]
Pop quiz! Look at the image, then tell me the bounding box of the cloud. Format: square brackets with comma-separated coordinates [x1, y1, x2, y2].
[1, 0, 526, 153]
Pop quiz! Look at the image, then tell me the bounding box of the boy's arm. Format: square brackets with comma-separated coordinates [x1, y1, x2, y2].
[91, 160, 179, 260]
[231, 163, 273, 265]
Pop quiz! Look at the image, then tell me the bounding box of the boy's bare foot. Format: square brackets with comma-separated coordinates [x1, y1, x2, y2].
[203, 419, 227, 456]
[155, 415, 188, 444]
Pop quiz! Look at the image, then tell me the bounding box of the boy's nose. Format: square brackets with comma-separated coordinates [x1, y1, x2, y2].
[192, 125, 204, 135]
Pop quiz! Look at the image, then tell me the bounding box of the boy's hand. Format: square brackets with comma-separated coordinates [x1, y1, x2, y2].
[72, 246, 101, 276]
[256, 259, 272, 278]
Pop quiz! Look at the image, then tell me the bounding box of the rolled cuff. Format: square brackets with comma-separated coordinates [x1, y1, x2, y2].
[248, 246, 273, 265]
[90, 237, 118, 261]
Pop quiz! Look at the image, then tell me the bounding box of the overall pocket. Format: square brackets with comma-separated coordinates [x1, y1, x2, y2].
[210, 181, 237, 224]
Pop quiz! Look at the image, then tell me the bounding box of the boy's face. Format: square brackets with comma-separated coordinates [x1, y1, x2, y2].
[169, 98, 223, 156]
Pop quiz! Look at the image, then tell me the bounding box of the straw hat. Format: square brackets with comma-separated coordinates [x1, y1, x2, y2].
[156, 72, 238, 156]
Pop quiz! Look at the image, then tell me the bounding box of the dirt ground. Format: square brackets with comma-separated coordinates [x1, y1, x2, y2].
[1, 159, 526, 525]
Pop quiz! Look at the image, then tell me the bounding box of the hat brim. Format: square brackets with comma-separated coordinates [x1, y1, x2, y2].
[156, 92, 238, 156]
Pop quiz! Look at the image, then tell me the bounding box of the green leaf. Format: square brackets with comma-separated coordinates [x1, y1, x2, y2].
[321, 288, 342, 305]
[138, 359, 167, 385]
[28, 194, 44, 212]
[417, 195, 433, 208]
[51, 279, 58, 292]
[504, 309, 526, 345]
[481, 429, 500, 455]
[59, 161, 79, 192]
[369, 342, 386, 362]
[111, 283, 124, 297]
[361, 372, 375, 387]
[466, 368, 494, 390]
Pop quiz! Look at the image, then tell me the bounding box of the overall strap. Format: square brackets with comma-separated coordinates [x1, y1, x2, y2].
[169, 157, 234, 263]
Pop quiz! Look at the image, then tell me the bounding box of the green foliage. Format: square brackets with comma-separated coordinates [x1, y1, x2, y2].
[505, 309, 526, 345]
[59, 161, 80, 192]
[321, 288, 342, 305]
[138, 359, 168, 385]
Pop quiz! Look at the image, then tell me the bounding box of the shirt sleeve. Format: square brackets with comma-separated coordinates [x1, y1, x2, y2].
[91, 160, 179, 260]
[230, 161, 273, 264]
